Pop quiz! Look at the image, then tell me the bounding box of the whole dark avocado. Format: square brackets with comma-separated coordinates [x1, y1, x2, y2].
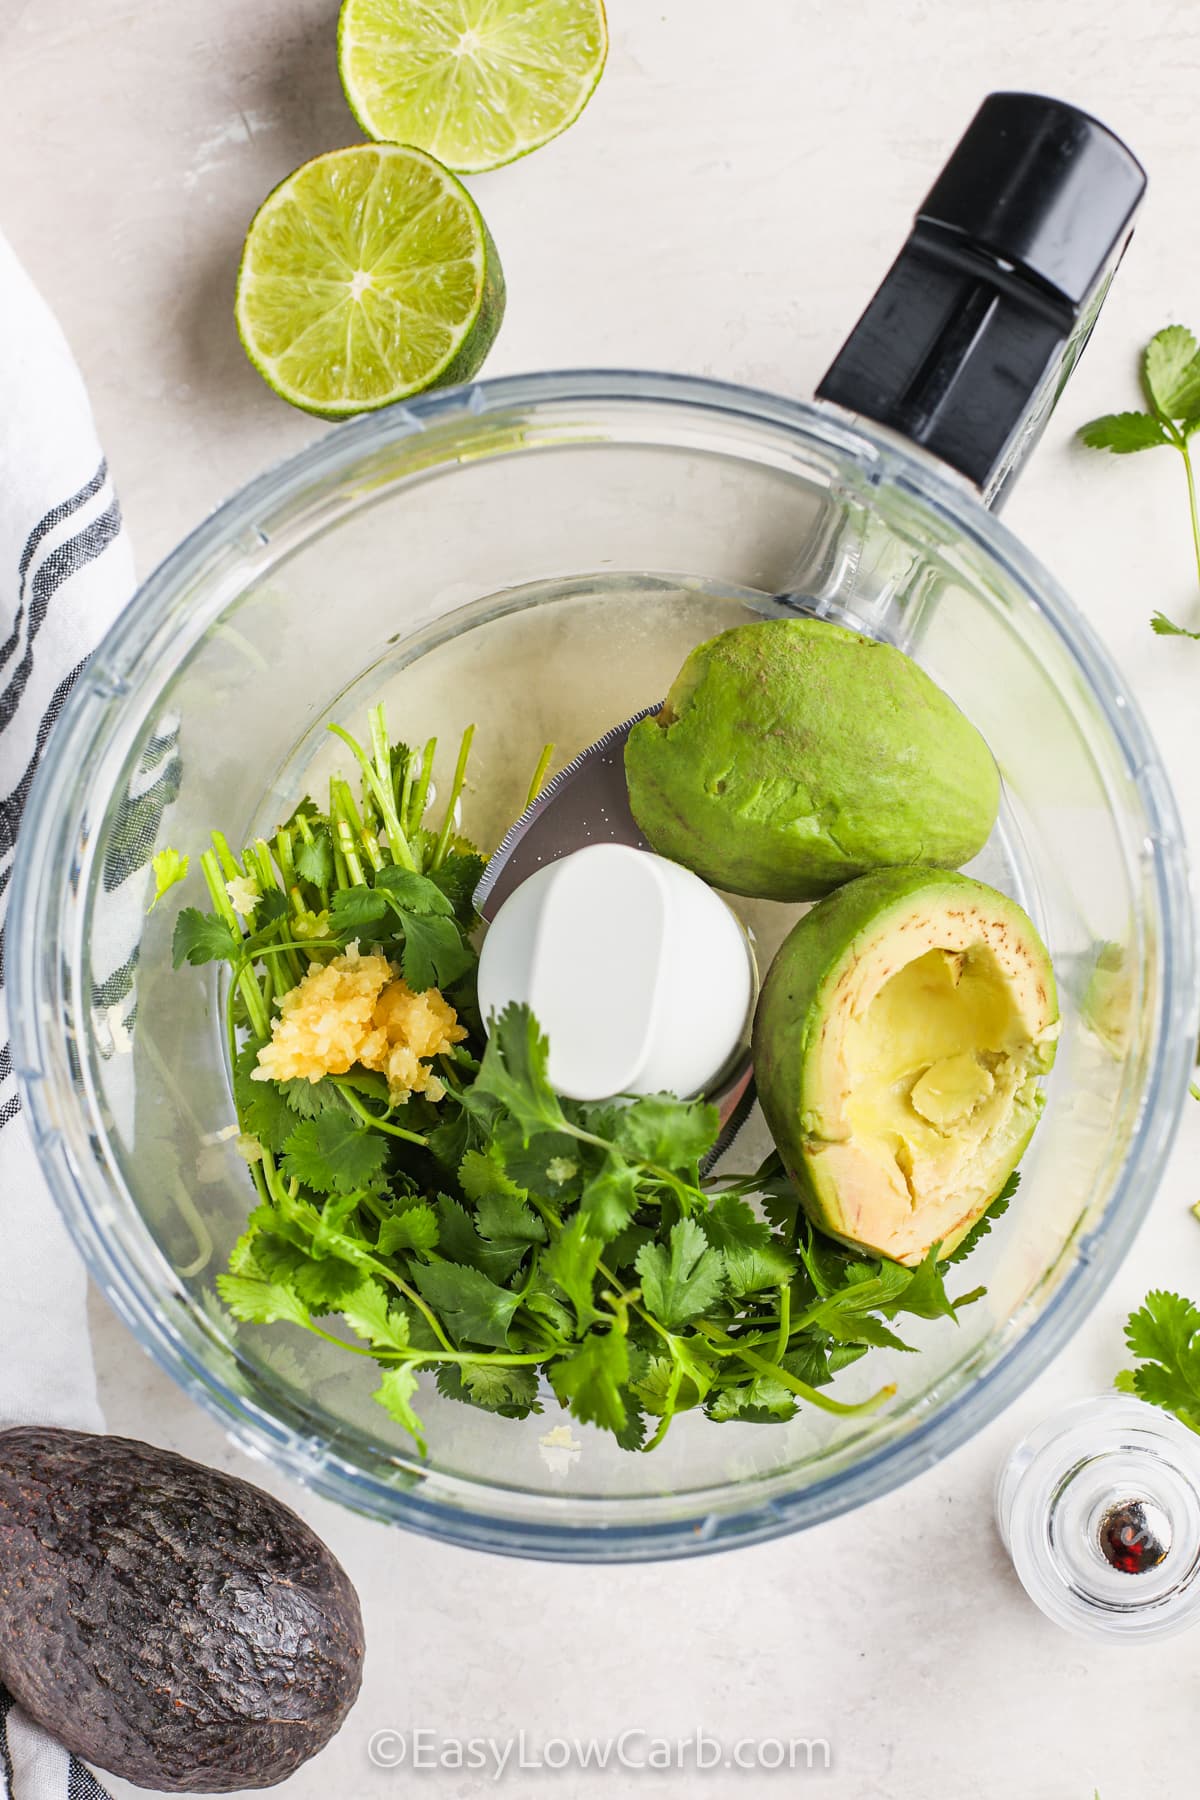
[0, 1427, 364, 1793]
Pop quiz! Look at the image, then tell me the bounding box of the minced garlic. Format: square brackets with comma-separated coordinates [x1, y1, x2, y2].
[251, 943, 466, 1099]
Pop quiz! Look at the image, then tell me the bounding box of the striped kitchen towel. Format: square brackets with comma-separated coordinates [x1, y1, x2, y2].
[0, 230, 133, 1800]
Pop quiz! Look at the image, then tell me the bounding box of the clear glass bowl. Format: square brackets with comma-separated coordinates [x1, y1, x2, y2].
[9, 371, 1196, 1561]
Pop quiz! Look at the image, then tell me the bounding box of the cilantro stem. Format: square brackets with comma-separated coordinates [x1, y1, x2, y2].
[306, 1320, 548, 1371]
[250, 840, 304, 988]
[330, 715, 417, 870]
[432, 724, 474, 869]
[333, 1080, 428, 1145]
[409, 737, 436, 836]
[643, 1363, 683, 1452]
[210, 830, 241, 883]
[403, 1349, 548, 1368]
[524, 741, 555, 810]
[1179, 431, 1200, 594]
[694, 1323, 895, 1416]
[201, 849, 269, 1040]
[331, 780, 367, 885]
[771, 1284, 791, 1365]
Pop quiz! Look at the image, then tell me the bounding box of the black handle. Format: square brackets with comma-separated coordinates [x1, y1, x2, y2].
[816, 93, 1146, 508]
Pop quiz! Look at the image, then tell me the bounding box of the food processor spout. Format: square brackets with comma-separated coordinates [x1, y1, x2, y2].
[817, 91, 1146, 508]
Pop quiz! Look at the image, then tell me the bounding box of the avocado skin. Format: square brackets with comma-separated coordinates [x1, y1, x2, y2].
[0, 1428, 364, 1792]
[625, 619, 1000, 900]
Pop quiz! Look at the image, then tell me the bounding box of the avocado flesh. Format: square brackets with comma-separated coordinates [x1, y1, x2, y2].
[753, 868, 1058, 1266]
[625, 618, 1000, 900]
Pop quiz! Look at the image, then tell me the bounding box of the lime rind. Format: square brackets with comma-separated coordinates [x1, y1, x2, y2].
[234, 143, 504, 419]
[338, 0, 608, 174]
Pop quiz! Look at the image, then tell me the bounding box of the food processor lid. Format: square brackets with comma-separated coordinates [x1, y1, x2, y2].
[817, 91, 1147, 501]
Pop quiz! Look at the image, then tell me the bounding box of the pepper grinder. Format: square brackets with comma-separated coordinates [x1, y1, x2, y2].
[996, 1394, 1200, 1641]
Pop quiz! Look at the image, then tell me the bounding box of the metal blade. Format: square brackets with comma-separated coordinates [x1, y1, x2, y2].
[474, 703, 660, 922]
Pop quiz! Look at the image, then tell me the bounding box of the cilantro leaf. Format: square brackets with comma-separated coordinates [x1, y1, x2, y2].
[329, 885, 389, 935]
[434, 1193, 526, 1283]
[630, 1340, 715, 1415]
[293, 1255, 364, 1310]
[942, 1171, 1019, 1265]
[280, 1076, 341, 1118]
[373, 1365, 427, 1454]
[521, 1267, 575, 1341]
[374, 866, 455, 915]
[459, 1147, 526, 1204]
[605, 1220, 656, 1273]
[340, 1279, 412, 1352]
[396, 911, 474, 992]
[708, 1373, 797, 1423]
[636, 1217, 726, 1328]
[1143, 324, 1200, 419]
[577, 1153, 641, 1242]
[410, 1260, 521, 1350]
[1078, 411, 1170, 453]
[885, 1247, 959, 1323]
[376, 1204, 440, 1257]
[542, 1214, 604, 1331]
[611, 1092, 719, 1169]
[428, 852, 486, 923]
[474, 1004, 568, 1141]
[698, 1193, 795, 1296]
[800, 1258, 915, 1345]
[232, 1041, 293, 1154]
[1151, 610, 1200, 639]
[782, 1337, 868, 1390]
[550, 1328, 630, 1434]
[281, 1112, 388, 1194]
[172, 907, 240, 968]
[436, 1360, 541, 1417]
[491, 1120, 581, 1198]
[149, 847, 189, 910]
[251, 1232, 365, 1310]
[295, 831, 334, 889]
[475, 1189, 547, 1249]
[216, 1272, 310, 1328]
[242, 888, 290, 943]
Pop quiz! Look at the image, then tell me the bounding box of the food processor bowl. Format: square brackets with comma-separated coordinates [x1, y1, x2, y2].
[9, 368, 1196, 1560]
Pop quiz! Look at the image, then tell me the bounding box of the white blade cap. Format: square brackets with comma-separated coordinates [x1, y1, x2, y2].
[477, 843, 754, 1102]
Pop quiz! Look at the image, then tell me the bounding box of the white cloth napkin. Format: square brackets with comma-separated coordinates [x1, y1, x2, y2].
[0, 229, 134, 1800]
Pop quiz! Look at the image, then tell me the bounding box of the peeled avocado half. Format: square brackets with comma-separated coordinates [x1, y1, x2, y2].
[624, 618, 1000, 900]
[753, 868, 1058, 1266]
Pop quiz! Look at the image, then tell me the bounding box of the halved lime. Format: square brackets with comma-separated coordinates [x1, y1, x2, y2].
[338, 0, 608, 174]
[234, 143, 505, 418]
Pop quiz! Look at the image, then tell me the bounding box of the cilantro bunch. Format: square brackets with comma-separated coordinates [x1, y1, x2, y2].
[165, 707, 1002, 1457]
[214, 1004, 999, 1454]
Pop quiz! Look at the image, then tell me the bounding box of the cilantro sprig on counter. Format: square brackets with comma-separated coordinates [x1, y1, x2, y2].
[1080, 323, 1200, 638]
[1116, 1291, 1200, 1432]
[166, 705, 1003, 1457]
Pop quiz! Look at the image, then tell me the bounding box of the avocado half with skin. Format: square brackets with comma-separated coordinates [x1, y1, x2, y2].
[625, 618, 1000, 901]
[753, 868, 1059, 1266]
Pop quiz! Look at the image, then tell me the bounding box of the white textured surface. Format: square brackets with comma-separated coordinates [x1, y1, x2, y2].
[4, 2, 1200, 1796]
